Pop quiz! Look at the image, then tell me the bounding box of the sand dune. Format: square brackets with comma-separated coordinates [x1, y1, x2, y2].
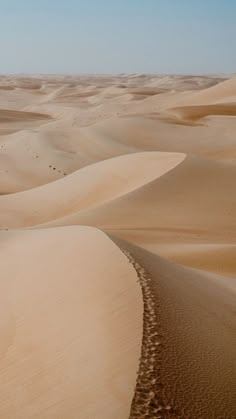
[157, 243, 236, 277]
[0, 123, 137, 194]
[35, 152, 236, 279]
[165, 77, 236, 123]
[0, 109, 51, 136]
[83, 114, 236, 162]
[0, 151, 185, 228]
[170, 76, 236, 107]
[0, 226, 142, 418]
[165, 103, 236, 124]
[0, 74, 235, 418]
[0, 109, 51, 123]
[146, 74, 228, 91]
[113, 239, 236, 418]
[39, 155, 236, 241]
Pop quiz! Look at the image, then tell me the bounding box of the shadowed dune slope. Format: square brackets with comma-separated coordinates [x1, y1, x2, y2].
[0, 152, 185, 229]
[111, 238, 236, 418]
[0, 226, 142, 419]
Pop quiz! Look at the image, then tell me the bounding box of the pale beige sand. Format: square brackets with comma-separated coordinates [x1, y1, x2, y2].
[0, 226, 142, 418]
[0, 151, 185, 228]
[37, 154, 236, 243]
[0, 109, 51, 135]
[0, 74, 235, 418]
[170, 76, 236, 107]
[165, 76, 236, 124]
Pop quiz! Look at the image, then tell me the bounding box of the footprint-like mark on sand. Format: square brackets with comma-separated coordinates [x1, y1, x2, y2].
[122, 250, 181, 418]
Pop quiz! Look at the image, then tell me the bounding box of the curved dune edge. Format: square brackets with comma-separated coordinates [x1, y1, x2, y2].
[34, 154, 236, 243]
[112, 238, 236, 418]
[162, 77, 236, 124]
[0, 152, 186, 229]
[0, 226, 142, 419]
[80, 112, 236, 163]
[31, 152, 187, 230]
[168, 76, 236, 108]
[163, 103, 236, 125]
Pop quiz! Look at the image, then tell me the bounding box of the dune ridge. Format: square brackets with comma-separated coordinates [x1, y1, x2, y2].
[119, 241, 236, 418]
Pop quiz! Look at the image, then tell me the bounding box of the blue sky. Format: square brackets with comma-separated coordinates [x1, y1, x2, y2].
[0, 0, 235, 74]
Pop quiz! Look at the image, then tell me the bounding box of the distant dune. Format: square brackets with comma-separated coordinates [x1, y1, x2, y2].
[165, 76, 236, 123]
[0, 74, 235, 418]
[0, 108, 51, 123]
[171, 76, 236, 106]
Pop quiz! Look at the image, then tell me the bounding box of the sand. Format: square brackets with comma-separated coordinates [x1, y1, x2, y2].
[0, 74, 235, 418]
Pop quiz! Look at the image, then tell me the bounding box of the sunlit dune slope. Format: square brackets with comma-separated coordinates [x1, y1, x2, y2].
[0, 151, 185, 229]
[0, 226, 142, 419]
[38, 155, 236, 244]
[165, 77, 236, 122]
[170, 76, 236, 107]
[83, 114, 236, 162]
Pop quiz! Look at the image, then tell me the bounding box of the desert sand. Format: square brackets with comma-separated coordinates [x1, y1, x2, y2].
[0, 74, 235, 418]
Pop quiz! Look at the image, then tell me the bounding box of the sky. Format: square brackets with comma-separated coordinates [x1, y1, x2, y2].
[0, 0, 235, 74]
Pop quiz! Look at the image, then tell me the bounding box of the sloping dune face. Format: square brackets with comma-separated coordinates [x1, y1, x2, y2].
[0, 109, 51, 136]
[171, 76, 236, 107]
[0, 74, 236, 418]
[112, 240, 236, 418]
[0, 227, 142, 418]
[166, 76, 236, 123]
[0, 151, 185, 228]
[0, 109, 51, 123]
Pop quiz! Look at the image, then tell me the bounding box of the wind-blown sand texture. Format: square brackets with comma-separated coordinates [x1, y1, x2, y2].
[0, 74, 235, 418]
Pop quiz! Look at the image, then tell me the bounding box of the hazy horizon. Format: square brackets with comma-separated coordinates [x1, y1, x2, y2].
[0, 0, 235, 74]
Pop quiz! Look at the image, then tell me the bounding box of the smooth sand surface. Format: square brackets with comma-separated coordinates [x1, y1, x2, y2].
[0, 226, 142, 418]
[0, 74, 235, 418]
[0, 151, 185, 228]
